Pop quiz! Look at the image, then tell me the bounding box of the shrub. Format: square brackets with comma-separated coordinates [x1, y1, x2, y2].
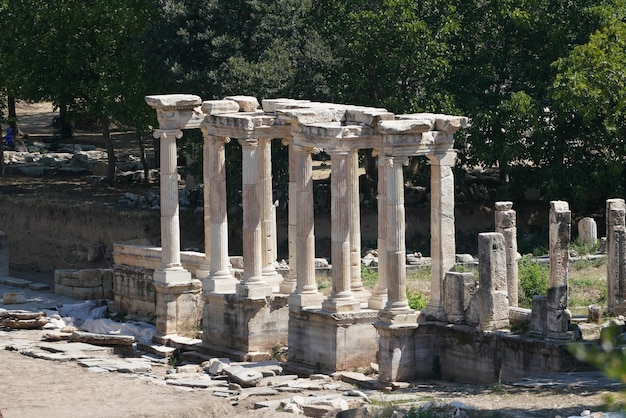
[518, 256, 549, 308]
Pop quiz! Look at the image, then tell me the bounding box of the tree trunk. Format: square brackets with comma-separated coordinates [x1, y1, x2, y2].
[102, 117, 116, 186]
[58, 103, 73, 138]
[7, 96, 21, 137]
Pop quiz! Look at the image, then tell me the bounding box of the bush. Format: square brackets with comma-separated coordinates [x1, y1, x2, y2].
[518, 256, 549, 308]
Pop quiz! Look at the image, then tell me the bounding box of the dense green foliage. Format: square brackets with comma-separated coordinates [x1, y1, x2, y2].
[518, 256, 549, 308]
[1, 0, 625, 205]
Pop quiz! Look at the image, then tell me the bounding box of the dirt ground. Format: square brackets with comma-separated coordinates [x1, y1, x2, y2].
[0, 345, 620, 418]
[0, 102, 624, 418]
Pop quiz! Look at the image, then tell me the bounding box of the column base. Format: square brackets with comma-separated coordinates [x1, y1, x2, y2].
[288, 292, 325, 309]
[195, 264, 211, 280]
[263, 270, 285, 293]
[422, 301, 447, 322]
[236, 282, 273, 299]
[322, 297, 361, 313]
[154, 278, 202, 336]
[154, 267, 192, 285]
[378, 308, 418, 326]
[368, 293, 388, 310]
[279, 278, 297, 295]
[352, 288, 372, 306]
[203, 270, 239, 294]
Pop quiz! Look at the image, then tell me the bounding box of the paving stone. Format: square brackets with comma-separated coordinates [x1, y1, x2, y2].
[38, 341, 113, 355]
[165, 377, 221, 389]
[77, 358, 152, 373]
[259, 374, 299, 387]
[28, 283, 51, 291]
[1, 277, 33, 288]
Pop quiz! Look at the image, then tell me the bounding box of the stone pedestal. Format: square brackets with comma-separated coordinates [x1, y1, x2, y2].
[495, 201, 518, 307]
[287, 307, 378, 375]
[477, 233, 509, 330]
[578, 217, 597, 245]
[443, 271, 476, 324]
[153, 274, 202, 336]
[201, 293, 289, 360]
[376, 322, 420, 383]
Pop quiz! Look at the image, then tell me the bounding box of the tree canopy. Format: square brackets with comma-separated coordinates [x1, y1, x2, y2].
[1, 0, 625, 207]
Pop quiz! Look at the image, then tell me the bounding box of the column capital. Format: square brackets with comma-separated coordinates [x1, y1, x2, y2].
[153, 129, 183, 141]
[427, 151, 457, 166]
[239, 138, 259, 147]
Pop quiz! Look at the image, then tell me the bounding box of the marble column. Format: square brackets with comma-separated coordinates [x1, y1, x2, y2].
[322, 149, 360, 313]
[378, 155, 415, 323]
[495, 201, 518, 307]
[237, 139, 272, 299]
[203, 133, 238, 293]
[288, 144, 323, 308]
[259, 138, 284, 291]
[368, 150, 388, 310]
[280, 136, 298, 295]
[546, 200, 571, 341]
[348, 149, 369, 304]
[607, 198, 626, 315]
[152, 128, 191, 282]
[424, 151, 457, 321]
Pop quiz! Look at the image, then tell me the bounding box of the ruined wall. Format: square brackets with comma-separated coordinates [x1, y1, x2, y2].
[0, 194, 549, 275]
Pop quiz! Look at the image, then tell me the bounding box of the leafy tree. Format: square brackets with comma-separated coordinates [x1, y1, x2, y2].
[550, 2, 626, 203]
[0, 0, 160, 184]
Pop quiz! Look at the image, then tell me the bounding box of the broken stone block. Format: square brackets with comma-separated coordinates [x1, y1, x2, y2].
[225, 365, 263, 387]
[69, 331, 135, 346]
[3, 292, 26, 304]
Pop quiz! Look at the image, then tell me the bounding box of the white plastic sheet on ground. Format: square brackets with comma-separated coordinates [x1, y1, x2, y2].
[56, 300, 155, 343]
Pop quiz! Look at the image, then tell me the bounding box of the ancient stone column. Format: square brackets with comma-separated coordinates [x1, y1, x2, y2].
[237, 139, 272, 299]
[280, 135, 297, 295]
[546, 200, 571, 340]
[288, 144, 323, 308]
[607, 198, 626, 315]
[195, 129, 212, 282]
[152, 128, 189, 277]
[477, 232, 509, 330]
[259, 138, 283, 291]
[348, 149, 369, 304]
[203, 133, 238, 293]
[145, 94, 203, 336]
[379, 155, 416, 323]
[578, 217, 598, 245]
[425, 151, 457, 321]
[495, 201, 518, 307]
[368, 151, 388, 310]
[322, 149, 360, 312]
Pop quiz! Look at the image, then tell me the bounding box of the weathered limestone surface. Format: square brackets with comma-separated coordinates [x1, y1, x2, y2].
[201, 293, 288, 361]
[443, 271, 476, 324]
[607, 198, 626, 315]
[476, 233, 509, 331]
[495, 201, 518, 307]
[55, 269, 113, 300]
[546, 201, 572, 341]
[287, 307, 378, 375]
[578, 217, 597, 245]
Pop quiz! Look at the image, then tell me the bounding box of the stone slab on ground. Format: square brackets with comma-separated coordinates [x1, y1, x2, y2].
[165, 377, 226, 389]
[0, 277, 33, 288]
[77, 357, 152, 373]
[510, 372, 624, 390]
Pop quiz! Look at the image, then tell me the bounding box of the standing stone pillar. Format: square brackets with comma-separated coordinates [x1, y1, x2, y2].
[477, 233, 509, 330]
[495, 201, 518, 307]
[348, 149, 369, 304]
[259, 138, 283, 291]
[578, 217, 598, 245]
[607, 199, 626, 315]
[202, 133, 238, 293]
[145, 94, 203, 336]
[195, 129, 212, 282]
[322, 149, 360, 313]
[547, 201, 571, 341]
[369, 151, 388, 310]
[288, 144, 324, 308]
[280, 136, 298, 294]
[237, 139, 272, 299]
[379, 155, 416, 323]
[425, 151, 457, 321]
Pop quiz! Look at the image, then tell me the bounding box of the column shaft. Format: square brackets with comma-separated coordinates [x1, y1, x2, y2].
[369, 151, 388, 309]
[426, 152, 456, 320]
[280, 137, 298, 294]
[322, 149, 359, 312]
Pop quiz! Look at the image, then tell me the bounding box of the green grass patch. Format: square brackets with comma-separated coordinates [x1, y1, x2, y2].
[518, 256, 549, 309]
